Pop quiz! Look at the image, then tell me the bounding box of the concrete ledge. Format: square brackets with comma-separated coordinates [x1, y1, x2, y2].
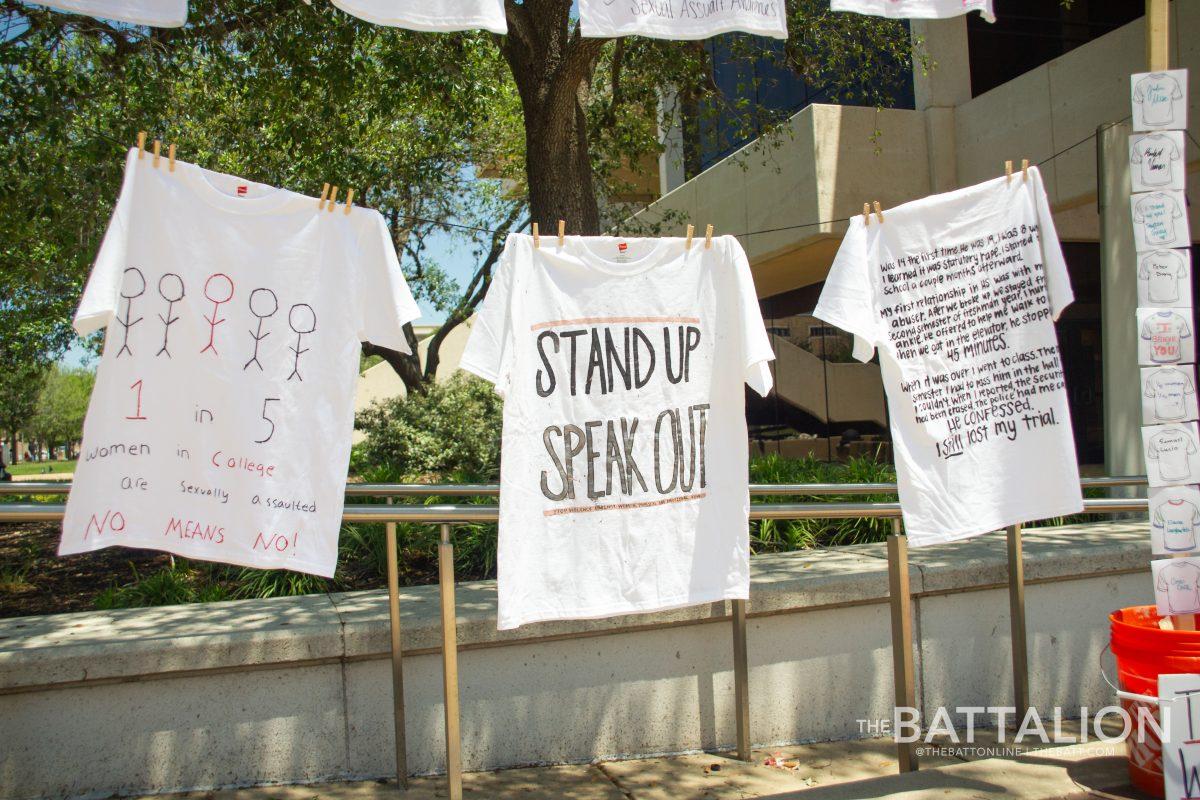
[0, 521, 1153, 799]
[0, 522, 1149, 693]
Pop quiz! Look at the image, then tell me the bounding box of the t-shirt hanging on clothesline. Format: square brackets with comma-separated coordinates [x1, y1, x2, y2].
[59, 149, 421, 577]
[830, 0, 995, 23]
[578, 0, 787, 41]
[460, 233, 775, 629]
[330, 0, 507, 34]
[1129, 131, 1186, 192]
[36, 0, 186, 26]
[813, 167, 1082, 546]
[1150, 485, 1200, 554]
[1131, 191, 1190, 252]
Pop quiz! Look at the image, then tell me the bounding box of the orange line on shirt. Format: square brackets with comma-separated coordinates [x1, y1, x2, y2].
[531, 316, 701, 331]
[543, 492, 707, 517]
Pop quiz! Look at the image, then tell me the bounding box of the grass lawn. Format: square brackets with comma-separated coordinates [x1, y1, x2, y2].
[7, 459, 76, 476]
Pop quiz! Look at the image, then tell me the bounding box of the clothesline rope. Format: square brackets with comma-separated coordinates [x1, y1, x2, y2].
[77, 117, 1116, 239]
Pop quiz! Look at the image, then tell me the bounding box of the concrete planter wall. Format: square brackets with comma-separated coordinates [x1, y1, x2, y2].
[0, 522, 1149, 799]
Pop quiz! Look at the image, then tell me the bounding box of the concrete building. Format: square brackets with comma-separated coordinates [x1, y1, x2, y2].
[638, 3, 1198, 472]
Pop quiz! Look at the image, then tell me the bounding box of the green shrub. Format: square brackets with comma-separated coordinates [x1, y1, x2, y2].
[354, 374, 503, 482]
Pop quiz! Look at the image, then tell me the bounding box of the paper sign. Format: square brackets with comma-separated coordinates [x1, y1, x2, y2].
[1132, 69, 1188, 132]
[1151, 487, 1200, 555]
[1145, 422, 1200, 488]
[1138, 249, 1192, 309]
[1161, 673, 1200, 800]
[1144, 366, 1200, 425]
[1154, 558, 1200, 615]
[1132, 191, 1190, 253]
[1131, 131, 1187, 192]
[1139, 308, 1196, 367]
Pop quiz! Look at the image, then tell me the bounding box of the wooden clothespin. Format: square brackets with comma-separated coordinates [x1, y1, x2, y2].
[873, 201, 884, 224]
[1021, 158, 1029, 181]
[343, 188, 355, 215]
[557, 219, 565, 247]
[704, 224, 714, 249]
[137, 131, 146, 159]
[685, 224, 694, 250]
[168, 143, 177, 172]
[532, 222, 540, 248]
[1005, 160, 1013, 183]
[152, 139, 162, 168]
[318, 183, 330, 210]
[863, 202, 871, 225]
[327, 186, 339, 213]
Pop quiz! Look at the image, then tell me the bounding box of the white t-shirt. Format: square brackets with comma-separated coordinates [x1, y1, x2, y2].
[1141, 311, 1192, 364]
[579, 0, 787, 40]
[813, 167, 1082, 546]
[1144, 367, 1196, 422]
[1156, 559, 1200, 615]
[1148, 427, 1199, 484]
[1155, 499, 1200, 552]
[830, 0, 995, 23]
[460, 234, 774, 629]
[1133, 192, 1187, 251]
[1138, 250, 1188, 305]
[35, 0, 186, 26]
[331, 0, 507, 33]
[1133, 72, 1186, 129]
[59, 149, 421, 577]
[1130, 132, 1184, 191]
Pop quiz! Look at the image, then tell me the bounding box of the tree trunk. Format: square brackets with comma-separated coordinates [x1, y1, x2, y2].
[501, 0, 609, 234]
[362, 322, 427, 395]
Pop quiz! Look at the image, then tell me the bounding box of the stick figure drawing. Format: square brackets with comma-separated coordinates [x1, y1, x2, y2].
[287, 303, 316, 381]
[244, 288, 278, 371]
[156, 273, 184, 358]
[200, 273, 234, 356]
[115, 267, 146, 359]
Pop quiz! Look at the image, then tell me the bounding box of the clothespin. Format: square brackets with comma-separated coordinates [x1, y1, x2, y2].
[685, 224, 694, 250]
[873, 201, 884, 224]
[863, 202, 871, 225]
[343, 188, 355, 215]
[152, 139, 162, 168]
[137, 131, 146, 159]
[532, 222, 540, 248]
[168, 143, 177, 172]
[327, 186, 339, 213]
[1005, 160, 1013, 183]
[704, 224, 714, 249]
[1021, 159, 1029, 181]
[318, 183, 330, 210]
[557, 219, 565, 247]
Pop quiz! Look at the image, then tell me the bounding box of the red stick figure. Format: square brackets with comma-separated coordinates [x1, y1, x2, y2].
[201, 273, 234, 356]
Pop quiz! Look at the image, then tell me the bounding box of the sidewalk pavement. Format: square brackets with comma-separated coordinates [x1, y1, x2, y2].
[145, 724, 1153, 800]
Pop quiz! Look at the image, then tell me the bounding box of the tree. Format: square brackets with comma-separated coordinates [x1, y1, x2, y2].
[0, 360, 46, 466]
[29, 365, 94, 459]
[0, 0, 916, 392]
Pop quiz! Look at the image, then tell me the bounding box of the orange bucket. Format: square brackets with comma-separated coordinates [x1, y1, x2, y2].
[1110, 605, 1200, 798]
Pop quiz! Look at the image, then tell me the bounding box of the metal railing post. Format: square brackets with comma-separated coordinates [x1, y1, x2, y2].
[384, 498, 408, 789]
[1006, 523, 1031, 718]
[437, 522, 464, 800]
[887, 521, 919, 773]
[731, 598, 751, 761]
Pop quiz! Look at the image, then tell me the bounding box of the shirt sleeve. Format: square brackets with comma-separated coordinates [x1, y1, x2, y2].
[727, 237, 775, 397]
[1154, 508, 1164, 528]
[1157, 570, 1168, 591]
[1181, 319, 1192, 338]
[459, 233, 521, 396]
[1030, 167, 1074, 319]
[1131, 142, 1144, 164]
[1139, 257, 1150, 279]
[1134, 200, 1146, 223]
[1146, 379, 1157, 399]
[1142, 319, 1153, 339]
[355, 210, 421, 352]
[1172, 78, 1184, 99]
[1149, 438, 1160, 460]
[813, 220, 881, 362]
[74, 148, 139, 337]
[1174, 198, 1184, 219]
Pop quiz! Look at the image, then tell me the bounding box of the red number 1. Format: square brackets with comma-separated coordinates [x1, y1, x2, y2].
[126, 379, 147, 420]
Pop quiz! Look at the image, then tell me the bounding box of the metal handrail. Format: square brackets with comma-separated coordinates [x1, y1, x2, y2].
[0, 496, 1149, 524]
[0, 474, 1150, 498]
